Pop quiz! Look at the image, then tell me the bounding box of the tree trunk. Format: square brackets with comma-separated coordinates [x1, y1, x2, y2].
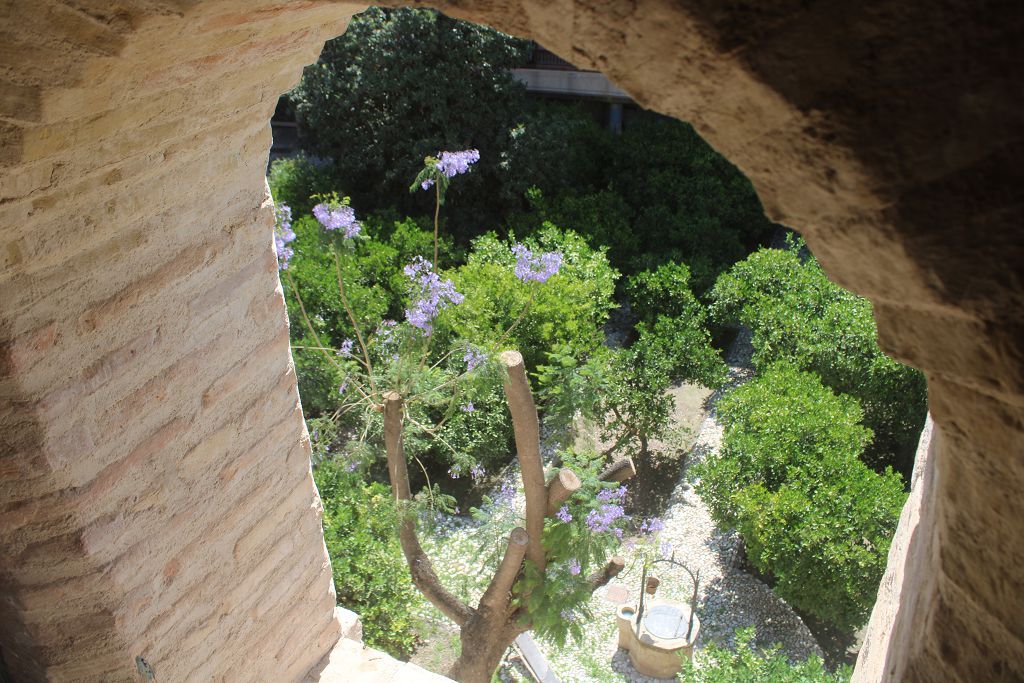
[448, 614, 521, 683]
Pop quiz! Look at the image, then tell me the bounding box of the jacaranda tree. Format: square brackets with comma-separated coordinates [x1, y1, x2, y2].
[274, 151, 668, 682]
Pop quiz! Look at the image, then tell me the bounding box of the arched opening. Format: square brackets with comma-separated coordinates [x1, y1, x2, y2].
[0, 1, 1020, 682]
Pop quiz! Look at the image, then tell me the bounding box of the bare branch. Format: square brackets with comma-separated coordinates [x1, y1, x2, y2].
[599, 457, 636, 483]
[500, 351, 547, 576]
[383, 392, 473, 627]
[546, 469, 581, 516]
[588, 556, 626, 592]
[479, 527, 530, 614]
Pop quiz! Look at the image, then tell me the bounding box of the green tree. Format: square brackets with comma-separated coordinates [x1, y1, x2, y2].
[710, 242, 928, 475]
[289, 7, 529, 238]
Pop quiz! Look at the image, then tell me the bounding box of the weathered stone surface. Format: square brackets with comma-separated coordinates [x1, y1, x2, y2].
[0, 0, 1021, 681]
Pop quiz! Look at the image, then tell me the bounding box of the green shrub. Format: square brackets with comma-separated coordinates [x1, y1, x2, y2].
[680, 627, 851, 682]
[268, 155, 338, 217]
[314, 458, 424, 657]
[437, 224, 619, 374]
[709, 242, 928, 474]
[501, 102, 613, 200]
[530, 189, 637, 276]
[608, 116, 774, 289]
[695, 363, 906, 630]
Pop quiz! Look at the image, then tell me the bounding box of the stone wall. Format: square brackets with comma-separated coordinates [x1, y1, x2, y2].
[0, 2, 364, 680]
[1, 1, 1021, 681]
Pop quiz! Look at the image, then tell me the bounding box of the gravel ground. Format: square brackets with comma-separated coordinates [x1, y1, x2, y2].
[417, 328, 823, 681]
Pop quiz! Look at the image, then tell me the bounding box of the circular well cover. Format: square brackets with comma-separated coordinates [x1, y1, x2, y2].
[643, 604, 689, 640]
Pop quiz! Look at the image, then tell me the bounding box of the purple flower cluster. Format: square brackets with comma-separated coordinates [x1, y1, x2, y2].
[464, 346, 487, 372]
[437, 149, 480, 177]
[560, 609, 577, 623]
[660, 541, 673, 559]
[511, 243, 563, 283]
[448, 464, 463, 479]
[274, 203, 296, 270]
[640, 517, 665, 535]
[421, 149, 481, 190]
[375, 320, 398, 347]
[586, 503, 626, 534]
[556, 505, 573, 523]
[403, 257, 464, 333]
[312, 202, 361, 239]
[597, 486, 627, 503]
[338, 338, 354, 356]
[470, 464, 485, 481]
[494, 481, 516, 507]
[567, 558, 582, 576]
[461, 401, 475, 413]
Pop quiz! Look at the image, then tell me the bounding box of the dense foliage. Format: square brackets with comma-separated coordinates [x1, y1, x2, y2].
[680, 627, 852, 682]
[538, 261, 727, 454]
[710, 242, 928, 475]
[314, 457, 423, 657]
[523, 116, 774, 291]
[289, 7, 529, 237]
[437, 225, 619, 374]
[695, 363, 907, 630]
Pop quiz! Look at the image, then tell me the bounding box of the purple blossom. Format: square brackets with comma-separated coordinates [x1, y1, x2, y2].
[403, 256, 464, 333]
[338, 338, 354, 356]
[660, 541, 673, 559]
[345, 459, 359, 472]
[436, 149, 480, 178]
[312, 202, 361, 238]
[448, 465, 462, 479]
[375, 320, 398, 348]
[462, 401, 475, 413]
[568, 558, 582, 576]
[640, 517, 665, 535]
[421, 178, 435, 191]
[556, 505, 573, 523]
[464, 347, 487, 371]
[274, 203, 296, 270]
[495, 482, 516, 507]
[597, 486, 627, 503]
[470, 464, 485, 481]
[585, 503, 626, 533]
[560, 609, 577, 623]
[338, 380, 349, 395]
[511, 243, 563, 283]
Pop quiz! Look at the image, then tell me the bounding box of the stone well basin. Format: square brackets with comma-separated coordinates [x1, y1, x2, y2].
[616, 601, 700, 679]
